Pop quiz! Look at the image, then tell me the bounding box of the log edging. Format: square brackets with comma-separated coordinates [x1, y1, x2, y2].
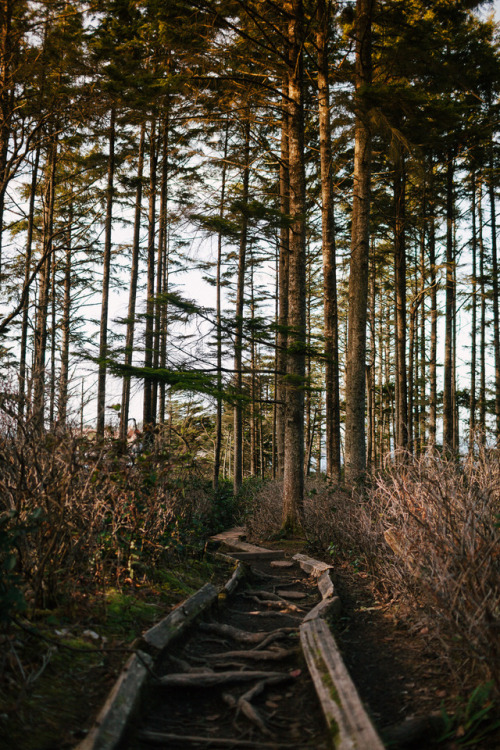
[74, 561, 247, 750]
[74, 651, 153, 750]
[297, 554, 385, 750]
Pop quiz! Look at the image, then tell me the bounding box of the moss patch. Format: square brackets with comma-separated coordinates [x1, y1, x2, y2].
[0, 556, 230, 749]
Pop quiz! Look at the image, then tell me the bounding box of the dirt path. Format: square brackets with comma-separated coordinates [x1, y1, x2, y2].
[123, 555, 333, 749]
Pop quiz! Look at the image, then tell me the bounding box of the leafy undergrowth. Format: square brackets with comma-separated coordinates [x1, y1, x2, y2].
[0, 555, 233, 750]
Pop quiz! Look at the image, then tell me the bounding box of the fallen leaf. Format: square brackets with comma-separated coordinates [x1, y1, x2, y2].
[206, 714, 221, 721]
[289, 669, 301, 678]
[436, 690, 446, 698]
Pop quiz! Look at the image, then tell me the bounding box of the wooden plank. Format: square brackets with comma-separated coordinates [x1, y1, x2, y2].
[303, 596, 341, 623]
[75, 651, 153, 750]
[143, 583, 218, 650]
[292, 553, 332, 576]
[300, 619, 384, 750]
[221, 538, 284, 560]
[223, 561, 247, 596]
[318, 570, 335, 600]
[210, 526, 247, 543]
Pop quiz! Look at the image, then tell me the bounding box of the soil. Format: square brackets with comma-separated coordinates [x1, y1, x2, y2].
[328, 559, 500, 750]
[124, 553, 332, 749]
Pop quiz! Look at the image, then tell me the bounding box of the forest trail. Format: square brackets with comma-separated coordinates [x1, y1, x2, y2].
[80, 533, 393, 750]
[125, 548, 333, 749]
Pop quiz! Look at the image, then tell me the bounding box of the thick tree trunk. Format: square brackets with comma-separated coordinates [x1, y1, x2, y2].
[120, 124, 145, 441]
[317, 0, 341, 481]
[96, 108, 115, 437]
[233, 118, 250, 493]
[282, 0, 306, 531]
[275, 81, 289, 480]
[344, 0, 373, 484]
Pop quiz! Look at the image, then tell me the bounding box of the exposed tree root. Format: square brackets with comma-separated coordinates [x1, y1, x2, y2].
[206, 647, 294, 663]
[199, 622, 297, 645]
[158, 670, 291, 688]
[138, 731, 300, 748]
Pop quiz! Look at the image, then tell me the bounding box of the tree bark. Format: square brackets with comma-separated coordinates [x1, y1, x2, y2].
[488, 141, 500, 441]
[96, 107, 115, 437]
[233, 117, 250, 493]
[344, 0, 373, 484]
[33, 129, 58, 429]
[213, 121, 228, 490]
[394, 151, 408, 451]
[282, 0, 306, 531]
[479, 175, 486, 436]
[428, 163, 437, 447]
[442, 153, 455, 451]
[143, 118, 157, 428]
[275, 80, 289, 480]
[317, 0, 341, 481]
[58, 201, 72, 426]
[120, 123, 145, 440]
[469, 166, 477, 453]
[18, 144, 40, 425]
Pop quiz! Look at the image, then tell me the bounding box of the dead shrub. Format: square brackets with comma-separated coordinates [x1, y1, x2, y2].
[370, 449, 500, 690]
[0, 409, 221, 615]
[245, 478, 355, 552]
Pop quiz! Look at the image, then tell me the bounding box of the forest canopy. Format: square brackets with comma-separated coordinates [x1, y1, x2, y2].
[0, 0, 499, 513]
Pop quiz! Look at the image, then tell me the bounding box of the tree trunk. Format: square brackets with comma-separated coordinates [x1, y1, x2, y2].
[488, 141, 500, 441]
[428, 167, 437, 447]
[58, 201, 72, 426]
[317, 0, 341, 481]
[275, 80, 289, 480]
[233, 118, 250, 493]
[18, 145, 40, 425]
[120, 123, 145, 440]
[33, 130, 58, 429]
[344, 0, 373, 484]
[0, 0, 14, 274]
[143, 117, 157, 428]
[213, 122, 228, 490]
[394, 151, 408, 451]
[155, 115, 169, 425]
[469, 166, 477, 453]
[443, 153, 455, 451]
[479, 175, 486, 436]
[282, 0, 306, 531]
[96, 107, 115, 437]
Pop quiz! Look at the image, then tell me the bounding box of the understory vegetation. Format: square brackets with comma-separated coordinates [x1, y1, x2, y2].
[0, 410, 498, 747]
[247, 448, 500, 699]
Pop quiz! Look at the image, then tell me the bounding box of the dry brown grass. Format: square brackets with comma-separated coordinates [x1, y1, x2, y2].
[371, 449, 500, 691]
[246, 450, 500, 691]
[0, 415, 218, 615]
